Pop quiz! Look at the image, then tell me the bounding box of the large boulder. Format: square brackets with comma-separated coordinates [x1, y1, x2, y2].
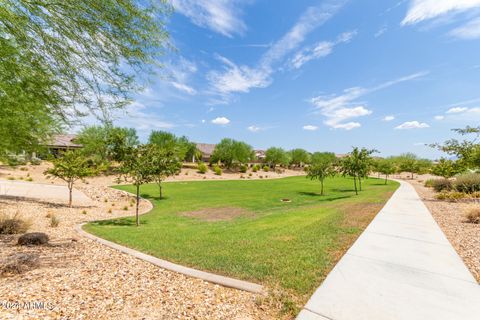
[17, 232, 49, 246]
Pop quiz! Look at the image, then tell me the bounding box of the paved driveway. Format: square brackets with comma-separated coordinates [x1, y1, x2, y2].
[297, 180, 480, 320]
[0, 180, 92, 205]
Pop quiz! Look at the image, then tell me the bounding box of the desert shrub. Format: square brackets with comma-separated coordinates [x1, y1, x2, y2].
[213, 165, 222, 176]
[19, 167, 28, 171]
[7, 176, 15, 180]
[25, 177, 33, 182]
[30, 158, 41, 165]
[197, 162, 208, 174]
[0, 213, 31, 234]
[18, 232, 49, 246]
[466, 208, 480, 224]
[248, 173, 252, 177]
[471, 191, 480, 199]
[1, 253, 40, 276]
[263, 165, 270, 172]
[424, 179, 435, 187]
[240, 164, 248, 173]
[50, 215, 60, 228]
[430, 179, 453, 192]
[453, 173, 480, 194]
[82, 210, 87, 215]
[123, 206, 128, 211]
[108, 209, 112, 214]
[436, 191, 466, 202]
[252, 165, 259, 172]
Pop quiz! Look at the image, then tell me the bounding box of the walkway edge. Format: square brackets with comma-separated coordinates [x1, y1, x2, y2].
[74, 189, 265, 295]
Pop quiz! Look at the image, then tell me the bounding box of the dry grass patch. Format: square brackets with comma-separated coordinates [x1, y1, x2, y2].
[181, 207, 254, 222]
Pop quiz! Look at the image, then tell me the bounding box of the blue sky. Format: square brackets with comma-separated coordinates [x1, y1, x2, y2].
[111, 0, 480, 158]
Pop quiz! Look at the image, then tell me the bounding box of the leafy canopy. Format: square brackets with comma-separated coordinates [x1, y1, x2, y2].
[265, 147, 290, 168]
[0, 0, 170, 157]
[306, 152, 337, 195]
[289, 149, 311, 167]
[211, 138, 254, 169]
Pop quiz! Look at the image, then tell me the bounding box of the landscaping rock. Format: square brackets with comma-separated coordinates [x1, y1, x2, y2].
[18, 232, 49, 246]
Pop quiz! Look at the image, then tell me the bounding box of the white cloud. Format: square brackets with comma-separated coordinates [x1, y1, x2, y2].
[395, 121, 430, 129]
[289, 30, 357, 69]
[374, 26, 388, 38]
[303, 125, 319, 131]
[207, 1, 346, 102]
[171, 0, 249, 37]
[207, 55, 271, 97]
[310, 72, 427, 130]
[201, 119, 206, 123]
[211, 117, 230, 125]
[402, 0, 480, 25]
[446, 106, 468, 113]
[383, 115, 395, 121]
[450, 17, 480, 39]
[247, 125, 262, 132]
[166, 57, 197, 95]
[434, 115, 445, 120]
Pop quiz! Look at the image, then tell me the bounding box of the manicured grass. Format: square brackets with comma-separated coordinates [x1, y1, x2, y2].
[85, 176, 398, 306]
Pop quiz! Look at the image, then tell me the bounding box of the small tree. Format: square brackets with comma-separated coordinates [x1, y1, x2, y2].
[210, 138, 254, 169]
[44, 151, 96, 207]
[150, 145, 181, 199]
[431, 158, 464, 179]
[118, 145, 156, 226]
[340, 147, 376, 195]
[265, 147, 289, 170]
[307, 152, 336, 195]
[289, 148, 311, 168]
[375, 158, 396, 184]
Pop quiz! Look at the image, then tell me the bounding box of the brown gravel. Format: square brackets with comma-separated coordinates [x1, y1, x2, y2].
[408, 176, 480, 282]
[0, 164, 282, 319]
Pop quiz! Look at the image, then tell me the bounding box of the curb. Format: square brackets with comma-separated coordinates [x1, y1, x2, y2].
[75, 188, 265, 295]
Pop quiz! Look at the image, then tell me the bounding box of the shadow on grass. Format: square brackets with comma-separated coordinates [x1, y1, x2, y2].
[92, 217, 146, 227]
[297, 192, 352, 201]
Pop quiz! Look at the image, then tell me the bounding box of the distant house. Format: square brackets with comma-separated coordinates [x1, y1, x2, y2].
[195, 143, 216, 162]
[45, 134, 83, 157]
[254, 150, 266, 163]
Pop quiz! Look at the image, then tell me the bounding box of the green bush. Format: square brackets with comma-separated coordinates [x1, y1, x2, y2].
[197, 163, 208, 174]
[30, 158, 41, 165]
[240, 164, 248, 173]
[213, 165, 222, 176]
[430, 179, 452, 192]
[453, 173, 480, 194]
[263, 165, 270, 172]
[50, 215, 60, 228]
[252, 165, 259, 172]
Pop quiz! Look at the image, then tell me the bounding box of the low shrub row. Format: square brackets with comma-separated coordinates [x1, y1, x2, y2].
[426, 173, 480, 194]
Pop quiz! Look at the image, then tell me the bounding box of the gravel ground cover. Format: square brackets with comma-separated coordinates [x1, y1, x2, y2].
[0, 169, 279, 319]
[408, 177, 480, 282]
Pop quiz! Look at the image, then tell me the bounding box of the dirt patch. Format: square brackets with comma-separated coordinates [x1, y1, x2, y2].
[181, 207, 254, 222]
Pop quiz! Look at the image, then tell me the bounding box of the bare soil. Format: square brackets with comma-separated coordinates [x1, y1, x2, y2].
[181, 207, 254, 222]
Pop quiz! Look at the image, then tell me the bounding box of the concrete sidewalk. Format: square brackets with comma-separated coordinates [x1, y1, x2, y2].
[297, 180, 480, 320]
[0, 179, 92, 205]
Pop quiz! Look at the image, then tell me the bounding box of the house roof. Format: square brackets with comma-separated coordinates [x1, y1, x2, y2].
[46, 134, 83, 148]
[196, 143, 216, 156]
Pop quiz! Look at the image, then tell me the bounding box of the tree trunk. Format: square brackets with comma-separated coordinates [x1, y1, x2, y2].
[159, 182, 163, 199]
[68, 184, 73, 208]
[353, 176, 358, 195]
[320, 179, 324, 196]
[359, 177, 362, 191]
[411, 172, 414, 179]
[385, 174, 388, 185]
[136, 184, 140, 226]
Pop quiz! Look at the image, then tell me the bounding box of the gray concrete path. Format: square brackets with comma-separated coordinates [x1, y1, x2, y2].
[0, 179, 92, 205]
[297, 180, 480, 320]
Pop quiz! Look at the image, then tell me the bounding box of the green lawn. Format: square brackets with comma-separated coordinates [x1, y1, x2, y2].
[85, 176, 398, 308]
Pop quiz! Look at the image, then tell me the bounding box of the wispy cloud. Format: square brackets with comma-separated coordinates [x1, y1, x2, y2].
[449, 17, 480, 39]
[166, 57, 198, 95]
[402, 0, 480, 40]
[395, 120, 430, 130]
[434, 115, 445, 120]
[310, 72, 428, 130]
[303, 125, 319, 131]
[206, 1, 346, 103]
[402, 0, 480, 25]
[211, 117, 231, 125]
[383, 115, 395, 121]
[374, 25, 388, 38]
[289, 30, 357, 69]
[446, 106, 468, 113]
[247, 125, 262, 132]
[171, 0, 250, 37]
